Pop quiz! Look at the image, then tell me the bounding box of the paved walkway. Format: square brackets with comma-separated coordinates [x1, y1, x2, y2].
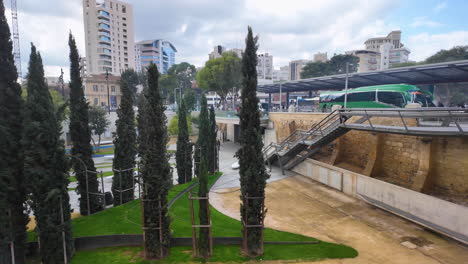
[210, 175, 468, 264]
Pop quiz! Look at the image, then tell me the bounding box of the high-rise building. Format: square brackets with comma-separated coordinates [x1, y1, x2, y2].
[289, 59, 311, 80]
[82, 0, 135, 76]
[135, 39, 177, 74]
[208, 45, 225, 60]
[134, 45, 142, 72]
[364, 30, 410, 69]
[257, 53, 273, 79]
[313, 52, 328, 62]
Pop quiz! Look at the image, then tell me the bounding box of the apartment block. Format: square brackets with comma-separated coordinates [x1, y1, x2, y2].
[83, 0, 135, 76]
[135, 39, 177, 74]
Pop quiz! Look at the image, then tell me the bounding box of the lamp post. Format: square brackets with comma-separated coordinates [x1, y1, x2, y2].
[279, 81, 283, 112]
[105, 69, 110, 114]
[344, 62, 351, 109]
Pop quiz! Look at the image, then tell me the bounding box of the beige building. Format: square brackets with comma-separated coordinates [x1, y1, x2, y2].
[83, 0, 135, 76]
[313, 52, 328, 62]
[289, 59, 311, 80]
[346, 50, 380, 73]
[208, 45, 226, 60]
[83, 74, 122, 110]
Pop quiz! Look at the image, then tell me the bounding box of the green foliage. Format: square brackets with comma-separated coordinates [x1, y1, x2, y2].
[237, 27, 270, 257]
[168, 115, 192, 136]
[88, 106, 110, 152]
[24, 44, 73, 264]
[301, 54, 359, 79]
[138, 63, 172, 259]
[207, 106, 218, 173]
[68, 33, 103, 215]
[176, 99, 193, 184]
[390, 61, 420, 68]
[159, 62, 197, 104]
[183, 88, 197, 112]
[426, 45, 468, 64]
[120, 69, 140, 103]
[0, 2, 28, 262]
[197, 160, 210, 258]
[194, 95, 210, 178]
[112, 70, 137, 206]
[196, 52, 242, 106]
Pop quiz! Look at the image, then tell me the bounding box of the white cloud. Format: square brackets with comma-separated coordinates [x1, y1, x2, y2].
[408, 31, 468, 61]
[410, 17, 443, 28]
[434, 1, 447, 12]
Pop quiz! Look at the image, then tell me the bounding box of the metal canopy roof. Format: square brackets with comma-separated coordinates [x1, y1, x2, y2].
[258, 60, 468, 93]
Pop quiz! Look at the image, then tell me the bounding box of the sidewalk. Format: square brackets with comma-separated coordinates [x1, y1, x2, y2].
[210, 172, 468, 263]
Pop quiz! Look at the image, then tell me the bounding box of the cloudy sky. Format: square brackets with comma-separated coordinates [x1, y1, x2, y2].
[4, 0, 468, 79]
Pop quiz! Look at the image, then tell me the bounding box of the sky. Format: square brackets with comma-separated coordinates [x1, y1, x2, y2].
[4, 0, 468, 80]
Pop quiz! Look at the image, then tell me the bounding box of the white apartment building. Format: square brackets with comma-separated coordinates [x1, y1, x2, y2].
[272, 66, 289, 81]
[364, 30, 410, 70]
[83, 0, 135, 76]
[257, 53, 273, 79]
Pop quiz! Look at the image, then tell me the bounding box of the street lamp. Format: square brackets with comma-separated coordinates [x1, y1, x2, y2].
[105, 69, 110, 114]
[344, 62, 353, 109]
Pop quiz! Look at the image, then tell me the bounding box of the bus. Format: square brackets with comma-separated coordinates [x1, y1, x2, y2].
[319, 84, 435, 110]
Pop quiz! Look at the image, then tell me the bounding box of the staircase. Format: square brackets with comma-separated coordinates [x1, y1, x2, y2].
[263, 108, 468, 171]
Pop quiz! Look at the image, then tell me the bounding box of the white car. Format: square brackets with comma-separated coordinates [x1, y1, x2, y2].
[231, 161, 240, 170]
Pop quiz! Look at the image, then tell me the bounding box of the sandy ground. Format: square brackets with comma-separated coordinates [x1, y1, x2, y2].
[210, 175, 468, 264]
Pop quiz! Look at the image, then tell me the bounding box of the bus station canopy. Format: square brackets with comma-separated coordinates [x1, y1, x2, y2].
[258, 60, 468, 94]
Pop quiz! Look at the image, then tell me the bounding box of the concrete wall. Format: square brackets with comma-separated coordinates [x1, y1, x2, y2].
[268, 112, 468, 199]
[293, 158, 468, 245]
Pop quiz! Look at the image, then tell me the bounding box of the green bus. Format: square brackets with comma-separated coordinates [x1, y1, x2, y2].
[319, 84, 435, 110]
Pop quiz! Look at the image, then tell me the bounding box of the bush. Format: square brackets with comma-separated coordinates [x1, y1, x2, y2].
[168, 114, 192, 135]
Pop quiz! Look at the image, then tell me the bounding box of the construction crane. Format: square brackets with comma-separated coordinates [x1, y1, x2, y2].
[10, 0, 21, 79]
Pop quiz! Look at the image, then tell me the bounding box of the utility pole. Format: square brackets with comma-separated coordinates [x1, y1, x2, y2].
[11, 0, 22, 80]
[344, 62, 349, 109]
[105, 69, 110, 114]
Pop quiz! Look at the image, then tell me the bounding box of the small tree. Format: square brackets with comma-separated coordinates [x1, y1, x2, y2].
[207, 106, 218, 174]
[197, 159, 210, 258]
[112, 69, 137, 206]
[194, 94, 210, 178]
[69, 33, 102, 215]
[176, 99, 192, 184]
[0, 2, 28, 262]
[88, 106, 110, 152]
[237, 27, 270, 257]
[24, 44, 74, 264]
[138, 63, 172, 259]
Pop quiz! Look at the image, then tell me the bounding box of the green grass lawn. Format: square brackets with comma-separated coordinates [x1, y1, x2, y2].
[62, 173, 357, 263]
[95, 147, 115, 155]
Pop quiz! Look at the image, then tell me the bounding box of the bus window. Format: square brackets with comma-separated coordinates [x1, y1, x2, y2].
[378, 92, 405, 107]
[328, 93, 345, 103]
[347, 92, 375, 102]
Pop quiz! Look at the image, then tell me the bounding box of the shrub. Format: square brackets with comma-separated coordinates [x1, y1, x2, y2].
[168, 115, 192, 135]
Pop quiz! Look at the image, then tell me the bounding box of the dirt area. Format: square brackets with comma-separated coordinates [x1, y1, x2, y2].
[210, 175, 468, 264]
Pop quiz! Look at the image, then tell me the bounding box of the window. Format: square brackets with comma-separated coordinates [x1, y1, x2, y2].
[101, 85, 104, 92]
[94, 98, 98, 105]
[111, 86, 116, 93]
[347, 92, 375, 102]
[122, 5, 126, 13]
[92, 85, 98, 92]
[377, 92, 405, 107]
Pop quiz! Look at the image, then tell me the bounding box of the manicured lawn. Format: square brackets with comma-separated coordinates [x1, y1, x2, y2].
[64, 173, 357, 263]
[95, 147, 115, 155]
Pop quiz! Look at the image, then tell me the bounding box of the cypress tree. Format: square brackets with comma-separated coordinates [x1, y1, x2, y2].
[112, 69, 137, 206]
[0, 1, 28, 262]
[138, 63, 172, 259]
[237, 27, 269, 257]
[176, 98, 192, 184]
[197, 158, 210, 258]
[207, 106, 217, 173]
[194, 94, 209, 178]
[24, 44, 74, 264]
[68, 33, 102, 215]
